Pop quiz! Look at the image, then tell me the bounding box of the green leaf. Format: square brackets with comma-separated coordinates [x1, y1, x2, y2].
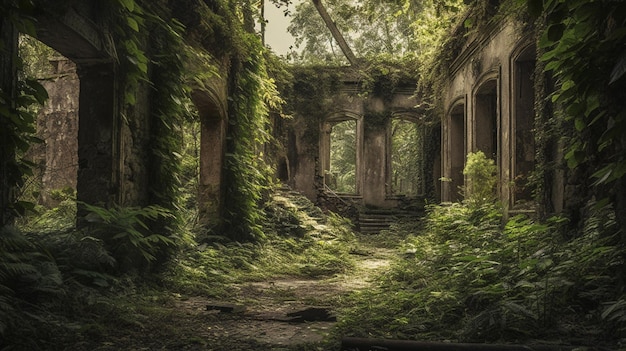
[574, 117, 585, 132]
[127, 16, 139, 32]
[526, 0, 543, 18]
[547, 23, 565, 42]
[609, 50, 626, 85]
[119, 0, 134, 11]
[584, 95, 600, 117]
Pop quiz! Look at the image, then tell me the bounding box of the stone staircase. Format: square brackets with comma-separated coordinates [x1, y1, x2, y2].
[357, 208, 422, 234]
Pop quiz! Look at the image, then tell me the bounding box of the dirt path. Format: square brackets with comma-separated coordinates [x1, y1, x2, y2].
[64, 244, 396, 351]
[167, 245, 396, 350]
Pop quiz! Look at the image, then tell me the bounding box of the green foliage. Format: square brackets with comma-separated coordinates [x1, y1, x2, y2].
[0, 226, 38, 336]
[222, 36, 279, 242]
[535, 0, 626, 188]
[0, 225, 68, 343]
[80, 203, 176, 272]
[462, 151, 498, 205]
[287, 0, 465, 64]
[108, 0, 149, 107]
[164, 190, 356, 296]
[337, 198, 624, 345]
[144, 11, 189, 229]
[0, 3, 48, 223]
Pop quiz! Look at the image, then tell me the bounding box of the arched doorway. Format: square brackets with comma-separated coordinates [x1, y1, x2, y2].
[388, 116, 423, 197]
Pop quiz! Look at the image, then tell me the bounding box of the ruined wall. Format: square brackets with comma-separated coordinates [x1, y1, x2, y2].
[34, 58, 79, 207]
[441, 18, 550, 212]
[282, 68, 429, 211]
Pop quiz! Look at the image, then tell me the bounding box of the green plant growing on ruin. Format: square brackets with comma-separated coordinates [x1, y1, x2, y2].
[80, 203, 176, 272]
[462, 151, 497, 206]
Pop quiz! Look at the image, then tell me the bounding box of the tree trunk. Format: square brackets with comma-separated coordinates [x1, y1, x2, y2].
[311, 0, 358, 66]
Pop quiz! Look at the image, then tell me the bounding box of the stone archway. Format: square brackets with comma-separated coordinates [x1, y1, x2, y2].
[191, 90, 227, 227]
[320, 111, 363, 196]
[31, 8, 118, 217]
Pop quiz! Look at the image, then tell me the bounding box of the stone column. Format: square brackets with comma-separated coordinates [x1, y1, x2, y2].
[0, 18, 18, 225]
[75, 62, 117, 210]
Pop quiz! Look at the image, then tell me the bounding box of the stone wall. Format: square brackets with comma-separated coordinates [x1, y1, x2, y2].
[282, 70, 434, 212]
[440, 17, 564, 215]
[34, 58, 79, 207]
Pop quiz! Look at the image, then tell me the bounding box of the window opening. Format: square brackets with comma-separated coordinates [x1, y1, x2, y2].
[475, 80, 498, 161]
[390, 118, 423, 197]
[513, 47, 536, 204]
[327, 119, 357, 194]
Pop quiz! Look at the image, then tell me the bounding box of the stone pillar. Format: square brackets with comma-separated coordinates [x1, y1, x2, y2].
[75, 62, 117, 209]
[0, 18, 18, 225]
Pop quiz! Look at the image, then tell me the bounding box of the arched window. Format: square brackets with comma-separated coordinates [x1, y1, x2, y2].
[474, 79, 498, 161]
[389, 117, 423, 197]
[321, 112, 362, 195]
[191, 89, 227, 226]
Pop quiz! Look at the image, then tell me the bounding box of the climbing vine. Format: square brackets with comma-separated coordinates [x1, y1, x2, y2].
[0, 1, 48, 224]
[223, 34, 278, 242]
[535, 0, 626, 192]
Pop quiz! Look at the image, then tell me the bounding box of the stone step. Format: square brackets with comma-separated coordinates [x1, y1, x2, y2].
[357, 209, 422, 234]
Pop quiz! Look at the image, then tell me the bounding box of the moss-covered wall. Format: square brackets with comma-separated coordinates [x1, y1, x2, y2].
[278, 65, 435, 212]
[1, 0, 276, 241]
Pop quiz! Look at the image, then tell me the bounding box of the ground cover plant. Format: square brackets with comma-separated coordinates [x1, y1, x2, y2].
[0, 187, 358, 349]
[335, 153, 625, 348]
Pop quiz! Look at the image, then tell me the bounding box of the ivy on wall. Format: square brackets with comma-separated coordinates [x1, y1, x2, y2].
[0, 1, 48, 224]
[1, 0, 282, 243]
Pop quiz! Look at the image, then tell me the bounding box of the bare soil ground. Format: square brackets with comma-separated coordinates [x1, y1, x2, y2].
[66, 246, 395, 351]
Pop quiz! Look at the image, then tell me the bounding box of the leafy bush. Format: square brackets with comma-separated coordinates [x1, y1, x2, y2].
[463, 151, 497, 205]
[336, 199, 624, 346]
[164, 190, 356, 296]
[80, 203, 176, 273]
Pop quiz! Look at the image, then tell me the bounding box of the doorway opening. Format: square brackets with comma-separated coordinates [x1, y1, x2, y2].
[449, 104, 465, 201]
[17, 34, 79, 229]
[512, 46, 536, 205]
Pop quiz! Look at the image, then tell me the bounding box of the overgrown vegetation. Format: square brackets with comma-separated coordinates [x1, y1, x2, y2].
[1, 187, 357, 349]
[165, 190, 356, 296]
[336, 153, 624, 347]
[2, 0, 625, 349]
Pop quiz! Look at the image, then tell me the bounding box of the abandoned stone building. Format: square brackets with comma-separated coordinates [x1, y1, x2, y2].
[440, 17, 541, 211]
[0, 2, 235, 229]
[1, 1, 615, 233]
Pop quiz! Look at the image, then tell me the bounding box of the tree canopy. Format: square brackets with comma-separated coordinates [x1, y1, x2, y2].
[286, 0, 466, 64]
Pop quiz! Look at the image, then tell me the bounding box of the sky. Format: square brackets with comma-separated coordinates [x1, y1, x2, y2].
[264, 1, 301, 55]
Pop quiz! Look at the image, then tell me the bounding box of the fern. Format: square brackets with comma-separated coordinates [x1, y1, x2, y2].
[0, 226, 44, 337]
[80, 203, 176, 272]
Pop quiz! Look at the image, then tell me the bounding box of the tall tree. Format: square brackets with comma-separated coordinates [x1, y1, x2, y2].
[287, 0, 465, 64]
[311, 0, 357, 65]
